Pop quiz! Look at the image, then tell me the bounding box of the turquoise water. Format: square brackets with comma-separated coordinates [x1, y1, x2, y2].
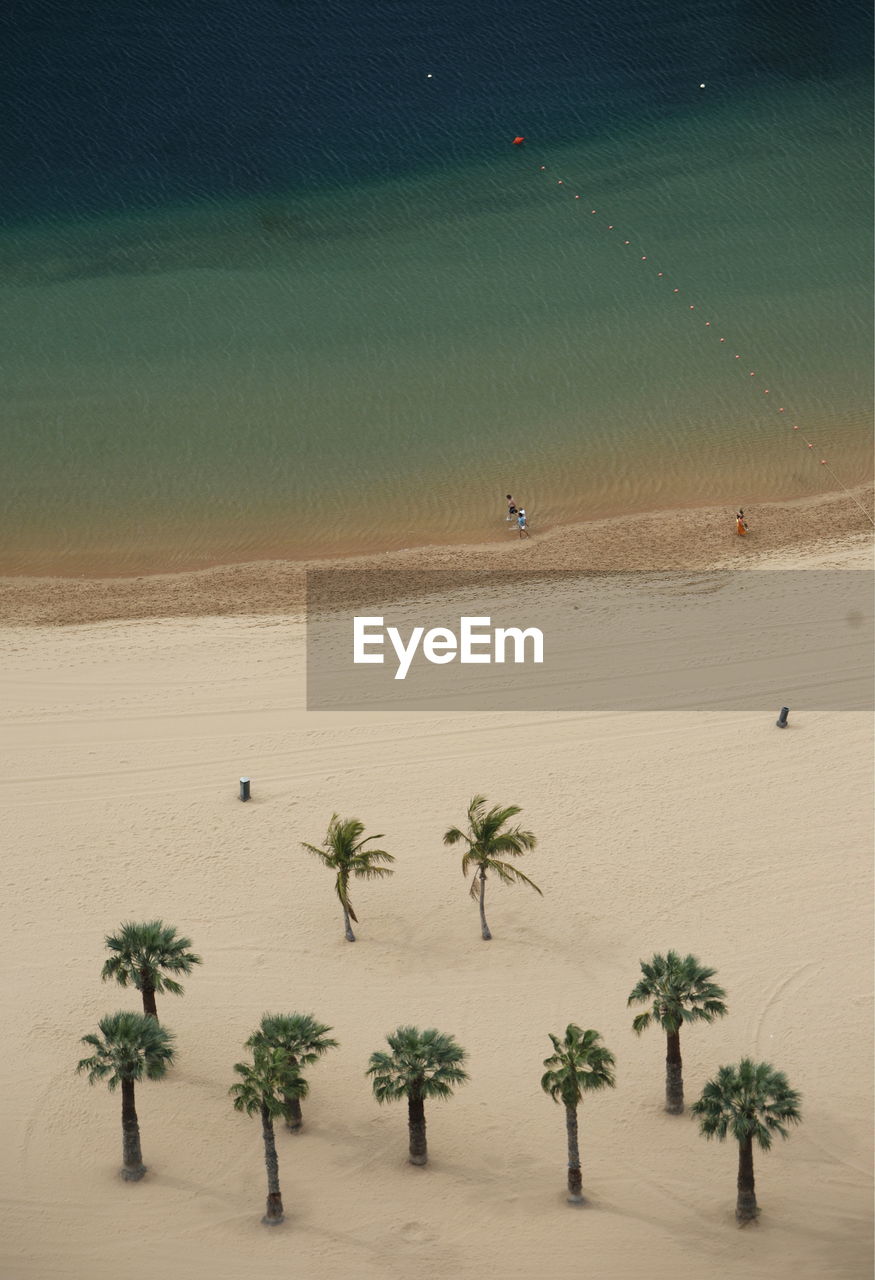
[2, 72, 871, 573]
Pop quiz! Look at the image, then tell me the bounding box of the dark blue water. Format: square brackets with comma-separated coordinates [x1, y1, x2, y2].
[3, 0, 871, 225]
[2, 0, 871, 574]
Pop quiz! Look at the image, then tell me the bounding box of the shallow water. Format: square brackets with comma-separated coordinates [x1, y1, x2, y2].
[2, 3, 871, 573]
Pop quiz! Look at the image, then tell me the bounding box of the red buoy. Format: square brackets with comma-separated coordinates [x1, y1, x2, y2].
[512, 137, 526, 145]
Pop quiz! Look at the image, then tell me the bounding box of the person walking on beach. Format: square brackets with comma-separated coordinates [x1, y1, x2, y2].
[517, 508, 529, 538]
[736, 508, 748, 536]
[506, 494, 518, 521]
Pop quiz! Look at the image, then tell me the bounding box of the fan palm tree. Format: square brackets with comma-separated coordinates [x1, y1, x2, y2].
[101, 919, 202, 1019]
[246, 1013, 339, 1131]
[540, 1025, 616, 1204]
[301, 815, 395, 942]
[366, 1026, 469, 1166]
[76, 1010, 175, 1181]
[443, 794, 540, 940]
[692, 1059, 802, 1223]
[230, 1045, 307, 1226]
[627, 951, 728, 1113]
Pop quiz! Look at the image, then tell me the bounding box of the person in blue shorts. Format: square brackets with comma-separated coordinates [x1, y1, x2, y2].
[517, 508, 529, 538]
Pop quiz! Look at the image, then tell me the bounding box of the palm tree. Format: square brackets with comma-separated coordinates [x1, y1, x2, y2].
[540, 1025, 616, 1204]
[692, 1059, 802, 1223]
[230, 1045, 307, 1226]
[76, 1010, 175, 1181]
[627, 951, 728, 1113]
[301, 815, 395, 942]
[443, 794, 540, 940]
[246, 1013, 339, 1131]
[101, 919, 202, 1019]
[367, 1026, 469, 1166]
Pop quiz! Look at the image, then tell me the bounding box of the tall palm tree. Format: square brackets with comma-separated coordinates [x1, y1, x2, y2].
[692, 1059, 802, 1223]
[246, 1013, 339, 1131]
[101, 919, 202, 1019]
[302, 815, 395, 942]
[367, 1026, 469, 1166]
[230, 1045, 307, 1226]
[540, 1025, 616, 1204]
[627, 951, 728, 1113]
[443, 794, 540, 940]
[76, 1010, 175, 1181]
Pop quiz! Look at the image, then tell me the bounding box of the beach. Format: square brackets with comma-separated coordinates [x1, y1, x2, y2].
[1, 519, 872, 1280]
[0, 486, 871, 626]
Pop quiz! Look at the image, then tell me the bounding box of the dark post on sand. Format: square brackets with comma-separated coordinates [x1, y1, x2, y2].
[239, 777, 251, 801]
[776, 707, 789, 728]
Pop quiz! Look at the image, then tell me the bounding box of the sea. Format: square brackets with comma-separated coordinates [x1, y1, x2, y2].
[1, 0, 872, 574]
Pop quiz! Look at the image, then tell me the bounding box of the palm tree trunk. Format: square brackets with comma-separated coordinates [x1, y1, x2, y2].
[260, 1103, 284, 1225]
[407, 1092, 428, 1165]
[736, 1136, 758, 1223]
[140, 971, 158, 1019]
[478, 868, 492, 941]
[285, 1094, 303, 1131]
[120, 1078, 146, 1181]
[664, 1030, 684, 1113]
[565, 1103, 583, 1203]
[342, 905, 356, 942]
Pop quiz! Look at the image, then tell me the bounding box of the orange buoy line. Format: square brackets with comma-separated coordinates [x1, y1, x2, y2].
[523, 150, 874, 528]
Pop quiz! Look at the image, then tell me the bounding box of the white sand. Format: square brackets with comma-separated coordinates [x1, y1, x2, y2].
[1, 538, 872, 1279]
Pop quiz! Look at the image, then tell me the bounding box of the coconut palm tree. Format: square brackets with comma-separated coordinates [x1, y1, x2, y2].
[540, 1025, 616, 1204]
[692, 1058, 802, 1223]
[76, 1010, 175, 1181]
[246, 1013, 339, 1131]
[230, 1045, 307, 1226]
[443, 794, 540, 940]
[101, 919, 202, 1019]
[366, 1026, 469, 1166]
[301, 815, 395, 942]
[627, 951, 727, 1113]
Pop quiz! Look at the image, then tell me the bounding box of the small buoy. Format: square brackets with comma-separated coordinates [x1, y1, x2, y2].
[240, 777, 251, 801]
[699, 83, 706, 89]
[776, 707, 789, 728]
[512, 136, 525, 145]
[427, 73, 433, 78]
[720, 337, 725, 341]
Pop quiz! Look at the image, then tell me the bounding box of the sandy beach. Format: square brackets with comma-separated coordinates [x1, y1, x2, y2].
[1, 487, 872, 627]
[1, 519, 871, 1279]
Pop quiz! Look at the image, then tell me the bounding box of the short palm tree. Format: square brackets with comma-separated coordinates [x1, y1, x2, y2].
[101, 919, 202, 1019]
[540, 1025, 616, 1204]
[367, 1026, 469, 1166]
[692, 1058, 802, 1223]
[302, 815, 395, 942]
[627, 951, 728, 1113]
[443, 794, 540, 940]
[76, 1010, 175, 1181]
[246, 1013, 339, 1131]
[230, 1046, 307, 1226]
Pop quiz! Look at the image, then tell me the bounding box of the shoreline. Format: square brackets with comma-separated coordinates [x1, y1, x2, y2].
[1, 486, 871, 627]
